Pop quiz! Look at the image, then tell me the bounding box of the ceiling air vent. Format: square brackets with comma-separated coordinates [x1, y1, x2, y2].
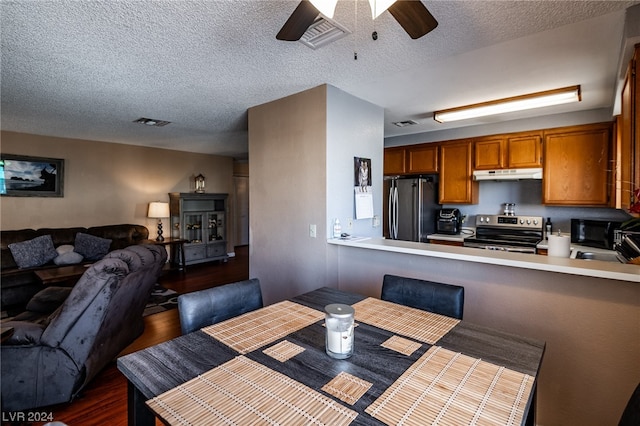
[133, 117, 171, 127]
[299, 16, 351, 50]
[392, 120, 419, 127]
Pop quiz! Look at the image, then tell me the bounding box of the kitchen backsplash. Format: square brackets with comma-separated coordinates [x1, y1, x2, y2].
[444, 180, 633, 232]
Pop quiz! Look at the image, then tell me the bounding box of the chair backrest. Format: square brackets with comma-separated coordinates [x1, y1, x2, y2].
[178, 278, 263, 334]
[41, 244, 167, 380]
[381, 274, 464, 319]
[620, 383, 640, 426]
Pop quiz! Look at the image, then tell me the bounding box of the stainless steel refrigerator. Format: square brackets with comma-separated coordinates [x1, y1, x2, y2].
[385, 176, 440, 242]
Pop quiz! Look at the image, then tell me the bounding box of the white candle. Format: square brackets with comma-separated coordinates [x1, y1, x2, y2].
[325, 304, 355, 359]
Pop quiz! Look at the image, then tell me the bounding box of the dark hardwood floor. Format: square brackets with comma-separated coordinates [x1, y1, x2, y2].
[29, 246, 249, 426]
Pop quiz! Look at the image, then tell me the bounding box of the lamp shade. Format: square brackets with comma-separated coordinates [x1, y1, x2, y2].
[148, 202, 170, 219]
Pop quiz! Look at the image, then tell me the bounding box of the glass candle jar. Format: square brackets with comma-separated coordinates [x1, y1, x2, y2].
[325, 304, 355, 359]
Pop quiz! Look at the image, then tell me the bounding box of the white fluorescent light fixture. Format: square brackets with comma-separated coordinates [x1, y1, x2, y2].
[309, 0, 396, 19]
[433, 85, 581, 123]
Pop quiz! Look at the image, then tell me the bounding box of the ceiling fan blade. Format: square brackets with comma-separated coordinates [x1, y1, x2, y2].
[276, 0, 320, 41]
[388, 0, 438, 39]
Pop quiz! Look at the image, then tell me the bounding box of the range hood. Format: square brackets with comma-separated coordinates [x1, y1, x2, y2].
[473, 168, 543, 181]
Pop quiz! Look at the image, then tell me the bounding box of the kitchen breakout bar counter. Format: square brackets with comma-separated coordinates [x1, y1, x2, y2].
[327, 237, 639, 426]
[329, 237, 639, 282]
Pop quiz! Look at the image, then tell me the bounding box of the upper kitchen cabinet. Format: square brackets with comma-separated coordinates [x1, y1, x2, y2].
[407, 144, 439, 174]
[543, 123, 612, 206]
[383, 147, 407, 175]
[440, 140, 478, 204]
[507, 132, 543, 168]
[474, 136, 505, 170]
[384, 144, 438, 175]
[474, 132, 542, 170]
[616, 44, 639, 212]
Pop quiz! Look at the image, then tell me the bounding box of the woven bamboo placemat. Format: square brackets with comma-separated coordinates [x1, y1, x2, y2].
[352, 298, 460, 344]
[263, 340, 305, 362]
[322, 372, 373, 406]
[202, 301, 324, 354]
[366, 346, 534, 426]
[147, 356, 358, 426]
[381, 335, 422, 356]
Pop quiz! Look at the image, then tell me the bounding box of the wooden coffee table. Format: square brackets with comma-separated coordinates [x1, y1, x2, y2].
[35, 264, 90, 285]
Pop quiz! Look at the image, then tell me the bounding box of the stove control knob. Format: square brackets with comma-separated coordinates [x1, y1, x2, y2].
[485, 217, 490, 223]
[533, 219, 538, 226]
[526, 219, 531, 225]
[520, 219, 524, 224]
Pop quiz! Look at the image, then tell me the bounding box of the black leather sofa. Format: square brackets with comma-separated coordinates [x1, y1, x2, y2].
[1, 224, 149, 316]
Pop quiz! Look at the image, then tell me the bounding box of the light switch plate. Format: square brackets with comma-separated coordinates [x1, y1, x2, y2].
[309, 224, 317, 238]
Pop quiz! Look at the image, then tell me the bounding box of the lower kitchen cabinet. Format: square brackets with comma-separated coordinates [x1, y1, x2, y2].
[543, 122, 612, 206]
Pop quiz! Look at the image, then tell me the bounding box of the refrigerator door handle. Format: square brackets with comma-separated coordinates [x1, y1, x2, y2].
[389, 183, 399, 240]
[388, 184, 394, 238]
[393, 186, 399, 239]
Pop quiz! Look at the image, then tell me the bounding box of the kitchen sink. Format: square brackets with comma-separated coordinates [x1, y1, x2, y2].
[574, 251, 623, 263]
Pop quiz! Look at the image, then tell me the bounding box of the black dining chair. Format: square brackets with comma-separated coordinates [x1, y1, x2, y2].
[177, 278, 263, 334]
[619, 382, 640, 426]
[381, 274, 465, 319]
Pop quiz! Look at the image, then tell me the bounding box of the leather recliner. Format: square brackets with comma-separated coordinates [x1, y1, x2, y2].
[178, 278, 263, 334]
[0, 244, 167, 411]
[381, 274, 465, 319]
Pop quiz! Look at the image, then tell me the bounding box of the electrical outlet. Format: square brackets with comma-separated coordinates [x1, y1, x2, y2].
[372, 215, 380, 227]
[309, 224, 317, 238]
[347, 218, 353, 229]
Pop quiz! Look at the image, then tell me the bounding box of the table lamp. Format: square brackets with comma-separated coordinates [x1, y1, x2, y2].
[148, 202, 170, 241]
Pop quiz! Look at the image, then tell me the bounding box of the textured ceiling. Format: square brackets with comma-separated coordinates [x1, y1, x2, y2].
[2, 0, 639, 159]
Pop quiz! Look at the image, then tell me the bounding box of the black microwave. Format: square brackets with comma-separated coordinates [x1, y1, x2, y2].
[570, 219, 622, 250]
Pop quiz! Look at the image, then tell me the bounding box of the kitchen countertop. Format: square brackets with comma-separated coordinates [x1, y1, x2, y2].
[427, 228, 475, 242]
[328, 237, 640, 282]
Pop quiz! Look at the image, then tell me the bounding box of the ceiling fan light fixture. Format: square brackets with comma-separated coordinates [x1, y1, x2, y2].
[309, 0, 338, 19]
[433, 85, 581, 123]
[368, 0, 397, 19]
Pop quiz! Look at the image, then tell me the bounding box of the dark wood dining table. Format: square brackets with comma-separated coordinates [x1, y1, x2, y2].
[117, 287, 545, 426]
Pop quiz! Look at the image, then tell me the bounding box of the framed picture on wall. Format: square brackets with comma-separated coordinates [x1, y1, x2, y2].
[1, 154, 64, 197]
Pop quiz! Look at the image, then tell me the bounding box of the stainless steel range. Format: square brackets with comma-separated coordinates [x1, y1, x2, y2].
[464, 214, 544, 254]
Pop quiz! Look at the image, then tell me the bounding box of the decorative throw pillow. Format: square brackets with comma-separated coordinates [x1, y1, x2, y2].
[74, 232, 112, 261]
[53, 251, 84, 265]
[55, 244, 75, 255]
[8, 235, 58, 268]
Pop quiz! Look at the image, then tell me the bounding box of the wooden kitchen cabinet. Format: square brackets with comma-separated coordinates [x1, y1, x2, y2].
[439, 140, 478, 204]
[384, 144, 438, 175]
[616, 44, 639, 212]
[474, 132, 542, 170]
[384, 147, 407, 175]
[474, 136, 505, 169]
[543, 123, 612, 206]
[507, 132, 543, 168]
[407, 144, 438, 174]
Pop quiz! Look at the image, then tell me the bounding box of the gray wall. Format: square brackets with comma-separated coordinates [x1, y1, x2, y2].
[249, 85, 383, 305]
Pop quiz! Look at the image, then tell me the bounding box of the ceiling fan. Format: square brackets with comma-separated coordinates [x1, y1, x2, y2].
[276, 0, 438, 41]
